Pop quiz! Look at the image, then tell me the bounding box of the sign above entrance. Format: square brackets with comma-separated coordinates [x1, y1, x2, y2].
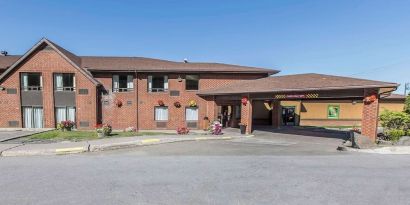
[274, 93, 319, 99]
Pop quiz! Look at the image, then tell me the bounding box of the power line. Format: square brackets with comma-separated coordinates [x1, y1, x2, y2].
[348, 59, 410, 77]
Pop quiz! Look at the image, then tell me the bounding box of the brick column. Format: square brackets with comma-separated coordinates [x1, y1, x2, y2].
[42, 73, 55, 128]
[271, 100, 280, 128]
[361, 89, 380, 142]
[240, 96, 252, 134]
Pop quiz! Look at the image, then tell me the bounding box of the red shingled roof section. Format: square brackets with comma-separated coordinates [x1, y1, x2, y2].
[383, 93, 406, 99]
[198, 73, 399, 95]
[0, 55, 21, 69]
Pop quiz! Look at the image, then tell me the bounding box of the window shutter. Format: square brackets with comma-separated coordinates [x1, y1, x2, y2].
[164, 75, 169, 90]
[127, 75, 134, 89]
[148, 75, 153, 91]
[113, 75, 119, 91]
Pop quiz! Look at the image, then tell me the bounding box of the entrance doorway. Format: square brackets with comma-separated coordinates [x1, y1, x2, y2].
[282, 106, 296, 126]
[218, 105, 240, 128]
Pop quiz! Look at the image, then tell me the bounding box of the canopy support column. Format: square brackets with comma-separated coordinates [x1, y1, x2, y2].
[361, 88, 380, 142]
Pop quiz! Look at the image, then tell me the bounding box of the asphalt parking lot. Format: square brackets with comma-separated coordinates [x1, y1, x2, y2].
[95, 127, 349, 156]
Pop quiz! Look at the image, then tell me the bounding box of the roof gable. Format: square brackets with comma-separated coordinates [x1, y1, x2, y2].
[0, 38, 99, 85]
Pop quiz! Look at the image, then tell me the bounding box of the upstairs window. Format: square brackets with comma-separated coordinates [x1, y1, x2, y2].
[186, 75, 199, 90]
[113, 74, 134, 92]
[55, 73, 75, 91]
[21, 73, 42, 91]
[148, 75, 168, 92]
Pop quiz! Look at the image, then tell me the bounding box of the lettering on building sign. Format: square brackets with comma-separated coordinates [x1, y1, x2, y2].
[274, 93, 319, 99]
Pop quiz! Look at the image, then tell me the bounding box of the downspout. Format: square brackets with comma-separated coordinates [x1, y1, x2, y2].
[135, 70, 139, 132]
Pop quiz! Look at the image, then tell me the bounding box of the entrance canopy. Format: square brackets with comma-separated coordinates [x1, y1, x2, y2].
[198, 73, 399, 142]
[198, 73, 398, 97]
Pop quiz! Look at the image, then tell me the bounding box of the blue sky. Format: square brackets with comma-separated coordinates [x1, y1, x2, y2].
[0, 0, 409, 93]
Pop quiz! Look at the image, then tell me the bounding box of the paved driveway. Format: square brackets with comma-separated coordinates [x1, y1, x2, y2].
[95, 127, 348, 156]
[0, 130, 43, 142]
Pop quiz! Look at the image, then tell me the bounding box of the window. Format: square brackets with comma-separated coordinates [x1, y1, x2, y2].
[21, 73, 42, 91]
[148, 75, 168, 92]
[55, 107, 76, 124]
[154, 106, 168, 121]
[22, 106, 43, 128]
[327, 105, 340, 119]
[55, 73, 75, 91]
[186, 107, 198, 121]
[113, 74, 134, 92]
[186, 75, 199, 90]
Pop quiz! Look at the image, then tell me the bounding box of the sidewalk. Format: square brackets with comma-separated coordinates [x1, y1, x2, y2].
[0, 133, 253, 157]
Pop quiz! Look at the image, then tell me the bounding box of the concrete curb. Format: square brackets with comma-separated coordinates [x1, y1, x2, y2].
[1, 134, 253, 157]
[341, 146, 410, 155]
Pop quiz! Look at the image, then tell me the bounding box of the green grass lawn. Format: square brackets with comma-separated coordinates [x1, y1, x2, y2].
[29, 130, 174, 142]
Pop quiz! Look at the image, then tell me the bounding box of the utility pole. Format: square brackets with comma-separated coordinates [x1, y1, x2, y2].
[405, 83, 410, 96]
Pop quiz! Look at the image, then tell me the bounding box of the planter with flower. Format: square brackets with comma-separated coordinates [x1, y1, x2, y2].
[363, 94, 377, 104]
[114, 99, 123, 107]
[59, 120, 75, 131]
[188, 100, 197, 107]
[174, 101, 181, 108]
[177, 126, 190, 135]
[210, 120, 222, 135]
[158, 100, 165, 106]
[95, 123, 112, 138]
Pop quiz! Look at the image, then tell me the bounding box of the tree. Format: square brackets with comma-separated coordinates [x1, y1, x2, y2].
[405, 94, 410, 114]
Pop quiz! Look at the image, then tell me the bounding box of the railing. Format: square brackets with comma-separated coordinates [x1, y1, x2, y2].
[113, 88, 134, 92]
[21, 86, 42, 91]
[55, 87, 76, 92]
[149, 88, 168, 93]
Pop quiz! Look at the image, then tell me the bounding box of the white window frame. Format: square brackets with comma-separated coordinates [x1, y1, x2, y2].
[148, 75, 168, 92]
[154, 106, 169, 121]
[113, 74, 134, 92]
[185, 107, 199, 121]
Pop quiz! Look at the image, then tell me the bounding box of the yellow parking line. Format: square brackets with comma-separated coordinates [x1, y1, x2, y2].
[55, 147, 85, 153]
[141, 139, 160, 144]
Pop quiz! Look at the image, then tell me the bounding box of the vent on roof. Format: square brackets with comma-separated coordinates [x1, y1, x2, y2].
[0, 51, 8, 56]
[183, 58, 188, 63]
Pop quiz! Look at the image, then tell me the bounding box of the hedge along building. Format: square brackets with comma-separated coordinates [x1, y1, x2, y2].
[0, 38, 400, 141]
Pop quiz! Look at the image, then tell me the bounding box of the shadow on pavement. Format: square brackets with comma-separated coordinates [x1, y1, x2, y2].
[252, 126, 349, 140]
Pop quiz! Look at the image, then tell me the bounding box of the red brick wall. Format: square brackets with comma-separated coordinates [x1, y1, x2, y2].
[95, 73, 265, 130]
[95, 73, 138, 129]
[361, 89, 379, 141]
[0, 48, 97, 129]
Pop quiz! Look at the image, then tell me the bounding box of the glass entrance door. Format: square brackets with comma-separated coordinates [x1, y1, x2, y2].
[281, 106, 296, 126]
[23, 106, 44, 128]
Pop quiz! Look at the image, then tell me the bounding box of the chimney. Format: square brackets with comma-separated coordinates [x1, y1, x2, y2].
[0, 51, 8, 56]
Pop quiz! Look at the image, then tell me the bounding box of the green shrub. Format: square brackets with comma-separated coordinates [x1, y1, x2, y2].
[386, 129, 406, 141]
[404, 94, 410, 114]
[379, 110, 410, 130]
